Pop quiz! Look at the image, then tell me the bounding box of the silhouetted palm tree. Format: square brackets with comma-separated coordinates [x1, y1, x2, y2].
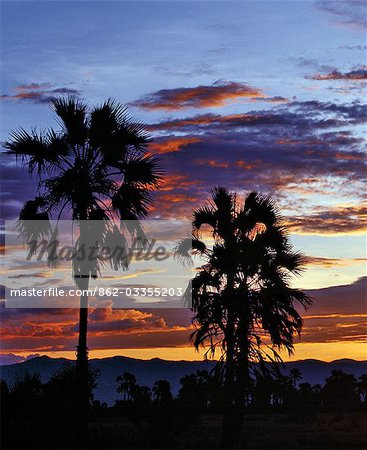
[133, 385, 152, 406]
[323, 370, 360, 409]
[289, 368, 302, 387]
[178, 370, 218, 408]
[116, 372, 137, 402]
[5, 97, 162, 414]
[6, 372, 43, 421]
[152, 379, 173, 405]
[176, 187, 311, 447]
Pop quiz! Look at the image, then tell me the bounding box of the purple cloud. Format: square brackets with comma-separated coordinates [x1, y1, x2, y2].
[1, 83, 82, 104]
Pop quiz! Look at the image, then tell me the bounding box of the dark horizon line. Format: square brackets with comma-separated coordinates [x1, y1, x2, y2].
[1, 354, 366, 367]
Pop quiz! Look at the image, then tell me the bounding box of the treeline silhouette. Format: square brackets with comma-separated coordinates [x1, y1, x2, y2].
[112, 368, 367, 411]
[1, 366, 366, 448]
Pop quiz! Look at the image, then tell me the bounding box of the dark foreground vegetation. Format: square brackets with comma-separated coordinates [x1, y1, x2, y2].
[1, 366, 366, 449]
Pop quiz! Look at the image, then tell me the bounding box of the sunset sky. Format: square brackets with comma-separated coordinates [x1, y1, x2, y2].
[0, 1, 366, 364]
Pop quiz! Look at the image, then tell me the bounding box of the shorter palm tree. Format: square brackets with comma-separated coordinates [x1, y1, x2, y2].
[176, 187, 311, 448]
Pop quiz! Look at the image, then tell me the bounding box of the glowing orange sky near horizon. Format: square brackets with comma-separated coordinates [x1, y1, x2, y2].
[6, 341, 367, 363]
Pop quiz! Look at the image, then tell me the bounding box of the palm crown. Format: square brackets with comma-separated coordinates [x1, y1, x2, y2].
[5, 97, 162, 225]
[5, 97, 163, 279]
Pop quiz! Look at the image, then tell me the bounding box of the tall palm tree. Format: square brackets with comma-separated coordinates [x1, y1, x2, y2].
[4, 97, 162, 409]
[176, 187, 311, 447]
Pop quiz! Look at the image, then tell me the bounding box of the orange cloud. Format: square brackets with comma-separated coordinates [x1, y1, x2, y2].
[276, 138, 323, 146]
[131, 81, 265, 110]
[236, 160, 255, 170]
[159, 193, 198, 204]
[303, 256, 367, 268]
[334, 152, 365, 161]
[148, 111, 317, 132]
[149, 137, 201, 154]
[195, 159, 230, 168]
[147, 115, 220, 132]
[310, 67, 367, 81]
[159, 174, 198, 192]
[1, 83, 81, 103]
[0, 307, 193, 347]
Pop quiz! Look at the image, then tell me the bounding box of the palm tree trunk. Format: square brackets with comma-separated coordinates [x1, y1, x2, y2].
[76, 216, 90, 375]
[234, 302, 251, 448]
[221, 315, 239, 449]
[75, 280, 90, 445]
[221, 290, 251, 449]
[75, 217, 91, 444]
[237, 302, 251, 403]
[221, 271, 240, 449]
[76, 289, 89, 370]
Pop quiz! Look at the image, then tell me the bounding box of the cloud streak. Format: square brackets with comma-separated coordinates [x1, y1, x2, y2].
[303, 256, 367, 268]
[310, 67, 367, 81]
[130, 80, 265, 110]
[1, 83, 82, 104]
[286, 205, 367, 235]
[316, 0, 367, 31]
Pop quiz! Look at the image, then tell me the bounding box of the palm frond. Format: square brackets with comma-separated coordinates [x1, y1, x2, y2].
[90, 102, 152, 165]
[52, 97, 88, 146]
[16, 197, 52, 258]
[174, 237, 194, 266]
[111, 183, 154, 219]
[244, 191, 279, 227]
[89, 99, 125, 149]
[121, 219, 148, 250]
[46, 129, 70, 161]
[193, 205, 216, 232]
[46, 225, 60, 268]
[102, 225, 129, 271]
[119, 118, 152, 151]
[118, 154, 163, 187]
[4, 128, 58, 174]
[174, 236, 207, 267]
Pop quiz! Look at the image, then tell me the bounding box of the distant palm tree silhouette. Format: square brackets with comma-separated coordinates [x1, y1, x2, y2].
[323, 370, 360, 409]
[5, 97, 162, 415]
[176, 187, 311, 448]
[116, 372, 137, 402]
[289, 368, 302, 387]
[152, 379, 173, 405]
